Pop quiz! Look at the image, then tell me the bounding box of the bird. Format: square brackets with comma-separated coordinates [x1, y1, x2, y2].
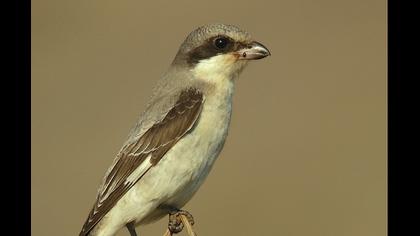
[79, 23, 271, 236]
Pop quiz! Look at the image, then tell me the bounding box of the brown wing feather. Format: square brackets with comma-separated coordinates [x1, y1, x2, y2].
[79, 88, 203, 236]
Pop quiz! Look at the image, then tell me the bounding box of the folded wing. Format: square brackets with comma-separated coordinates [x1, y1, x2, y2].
[79, 88, 204, 236]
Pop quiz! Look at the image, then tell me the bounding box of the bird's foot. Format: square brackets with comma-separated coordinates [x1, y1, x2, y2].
[168, 209, 194, 234]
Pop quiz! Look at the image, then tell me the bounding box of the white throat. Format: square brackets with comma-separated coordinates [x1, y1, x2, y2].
[191, 54, 248, 85]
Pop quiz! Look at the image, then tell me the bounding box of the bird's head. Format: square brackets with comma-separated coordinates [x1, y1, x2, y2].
[172, 23, 270, 82]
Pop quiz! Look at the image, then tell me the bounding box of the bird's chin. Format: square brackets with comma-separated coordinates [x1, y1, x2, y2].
[230, 60, 249, 79]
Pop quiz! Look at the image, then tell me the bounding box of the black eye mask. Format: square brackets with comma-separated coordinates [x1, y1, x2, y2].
[186, 35, 247, 65]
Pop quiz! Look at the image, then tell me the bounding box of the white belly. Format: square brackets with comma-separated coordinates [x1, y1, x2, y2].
[93, 82, 234, 236]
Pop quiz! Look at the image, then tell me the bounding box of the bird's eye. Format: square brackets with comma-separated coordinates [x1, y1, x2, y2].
[214, 37, 229, 49]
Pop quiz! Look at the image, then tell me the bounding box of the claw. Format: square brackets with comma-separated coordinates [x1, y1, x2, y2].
[167, 209, 195, 234]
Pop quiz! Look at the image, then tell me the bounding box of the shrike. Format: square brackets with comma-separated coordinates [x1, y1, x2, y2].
[80, 23, 270, 236]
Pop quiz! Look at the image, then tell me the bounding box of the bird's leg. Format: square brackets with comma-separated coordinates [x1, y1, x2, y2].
[126, 221, 138, 236]
[159, 205, 195, 234]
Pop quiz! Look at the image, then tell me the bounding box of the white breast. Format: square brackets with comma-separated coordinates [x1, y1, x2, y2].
[157, 78, 235, 207]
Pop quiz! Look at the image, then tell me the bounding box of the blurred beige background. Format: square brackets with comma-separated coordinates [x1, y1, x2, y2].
[32, 0, 386, 235]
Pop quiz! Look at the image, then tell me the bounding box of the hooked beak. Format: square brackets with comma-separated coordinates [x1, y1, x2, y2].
[237, 41, 271, 60]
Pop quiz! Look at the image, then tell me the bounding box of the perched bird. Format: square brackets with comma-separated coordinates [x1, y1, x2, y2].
[79, 23, 270, 236]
